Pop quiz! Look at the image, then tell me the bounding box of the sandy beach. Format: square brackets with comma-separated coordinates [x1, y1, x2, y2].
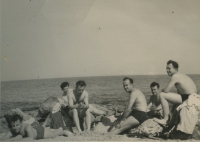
[1, 131, 199, 141]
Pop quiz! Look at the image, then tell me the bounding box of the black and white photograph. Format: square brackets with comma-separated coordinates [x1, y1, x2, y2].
[1, 0, 200, 141]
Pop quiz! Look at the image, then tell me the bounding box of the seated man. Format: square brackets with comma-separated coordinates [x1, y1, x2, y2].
[154, 60, 197, 125]
[147, 82, 163, 119]
[109, 77, 148, 135]
[60, 81, 107, 116]
[67, 80, 91, 134]
[0, 114, 73, 141]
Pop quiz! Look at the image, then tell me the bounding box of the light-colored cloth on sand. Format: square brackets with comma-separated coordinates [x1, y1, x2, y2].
[176, 93, 200, 134]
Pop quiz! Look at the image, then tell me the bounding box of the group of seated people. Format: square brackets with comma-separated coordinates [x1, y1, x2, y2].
[0, 60, 199, 141]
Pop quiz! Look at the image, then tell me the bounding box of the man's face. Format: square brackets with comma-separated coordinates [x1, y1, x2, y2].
[151, 86, 159, 95]
[11, 120, 22, 134]
[62, 86, 69, 93]
[166, 63, 177, 76]
[123, 80, 133, 92]
[76, 86, 85, 95]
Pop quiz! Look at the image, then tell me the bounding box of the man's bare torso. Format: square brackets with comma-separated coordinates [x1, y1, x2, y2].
[12, 123, 37, 138]
[131, 89, 147, 112]
[70, 90, 87, 104]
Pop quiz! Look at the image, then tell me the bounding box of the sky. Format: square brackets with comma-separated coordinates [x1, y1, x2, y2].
[1, 0, 200, 81]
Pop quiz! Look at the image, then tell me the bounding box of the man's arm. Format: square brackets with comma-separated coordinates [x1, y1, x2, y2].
[155, 104, 162, 111]
[83, 92, 89, 108]
[162, 75, 177, 93]
[147, 102, 152, 111]
[120, 92, 136, 121]
[147, 96, 153, 111]
[68, 93, 78, 109]
[20, 125, 35, 141]
[0, 131, 14, 141]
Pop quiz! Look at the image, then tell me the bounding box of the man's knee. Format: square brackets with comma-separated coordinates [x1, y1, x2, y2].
[72, 109, 78, 115]
[160, 92, 166, 98]
[86, 109, 90, 114]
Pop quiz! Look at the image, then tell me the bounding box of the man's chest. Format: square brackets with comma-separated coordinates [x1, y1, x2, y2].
[73, 94, 84, 103]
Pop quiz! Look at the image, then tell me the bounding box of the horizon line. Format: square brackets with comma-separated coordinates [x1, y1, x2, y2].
[1, 73, 200, 82]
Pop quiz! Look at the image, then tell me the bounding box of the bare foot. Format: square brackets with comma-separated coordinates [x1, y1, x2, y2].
[58, 127, 63, 130]
[64, 130, 74, 136]
[85, 129, 90, 134]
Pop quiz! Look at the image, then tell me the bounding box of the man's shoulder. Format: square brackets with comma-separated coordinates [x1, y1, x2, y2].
[172, 72, 183, 79]
[68, 89, 75, 96]
[83, 90, 89, 96]
[131, 89, 143, 96]
[23, 123, 31, 129]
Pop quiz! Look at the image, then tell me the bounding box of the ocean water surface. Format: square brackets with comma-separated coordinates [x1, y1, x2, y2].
[1, 75, 200, 117]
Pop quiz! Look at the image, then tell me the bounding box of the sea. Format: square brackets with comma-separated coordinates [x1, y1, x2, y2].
[1, 75, 200, 117]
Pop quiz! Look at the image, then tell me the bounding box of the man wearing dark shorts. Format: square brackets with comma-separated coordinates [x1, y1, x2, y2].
[109, 77, 148, 135]
[0, 114, 73, 141]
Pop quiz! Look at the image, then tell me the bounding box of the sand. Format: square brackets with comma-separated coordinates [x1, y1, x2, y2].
[1, 131, 200, 141]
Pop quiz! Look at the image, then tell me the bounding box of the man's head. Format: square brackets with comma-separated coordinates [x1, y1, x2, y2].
[10, 114, 23, 134]
[150, 82, 160, 96]
[60, 82, 69, 93]
[75, 80, 86, 95]
[166, 60, 178, 76]
[123, 77, 134, 93]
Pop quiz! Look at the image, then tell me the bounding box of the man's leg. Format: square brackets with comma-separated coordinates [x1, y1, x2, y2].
[89, 104, 105, 115]
[69, 109, 82, 134]
[155, 93, 182, 124]
[109, 116, 140, 135]
[44, 127, 73, 138]
[85, 109, 91, 130]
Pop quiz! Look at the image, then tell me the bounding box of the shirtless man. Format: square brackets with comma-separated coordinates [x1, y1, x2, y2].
[68, 80, 91, 134]
[154, 60, 197, 125]
[109, 77, 148, 135]
[147, 82, 163, 118]
[0, 114, 72, 141]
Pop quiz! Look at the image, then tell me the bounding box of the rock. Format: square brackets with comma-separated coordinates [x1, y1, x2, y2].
[37, 96, 59, 118]
[94, 115, 117, 133]
[130, 119, 163, 137]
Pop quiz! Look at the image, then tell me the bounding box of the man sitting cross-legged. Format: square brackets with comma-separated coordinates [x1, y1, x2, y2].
[0, 114, 73, 141]
[109, 77, 148, 135]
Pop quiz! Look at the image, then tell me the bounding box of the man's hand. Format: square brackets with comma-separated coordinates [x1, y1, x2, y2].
[150, 105, 156, 110]
[78, 103, 89, 109]
[116, 119, 125, 129]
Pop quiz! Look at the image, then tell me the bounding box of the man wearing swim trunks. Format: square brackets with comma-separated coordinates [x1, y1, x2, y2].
[147, 82, 163, 118]
[109, 77, 148, 135]
[154, 60, 197, 125]
[67, 80, 91, 134]
[0, 114, 73, 141]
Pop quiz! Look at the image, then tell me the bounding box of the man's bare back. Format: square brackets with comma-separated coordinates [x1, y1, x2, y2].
[173, 72, 197, 94]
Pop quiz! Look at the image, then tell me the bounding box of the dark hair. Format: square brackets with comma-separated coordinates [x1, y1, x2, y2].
[7, 114, 23, 129]
[167, 60, 179, 70]
[11, 114, 23, 123]
[123, 77, 134, 84]
[150, 82, 160, 89]
[60, 82, 69, 90]
[76, 80, 86, 88]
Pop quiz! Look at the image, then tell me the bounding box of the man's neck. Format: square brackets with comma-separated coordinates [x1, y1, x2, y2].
[129, 87, 136, 93]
